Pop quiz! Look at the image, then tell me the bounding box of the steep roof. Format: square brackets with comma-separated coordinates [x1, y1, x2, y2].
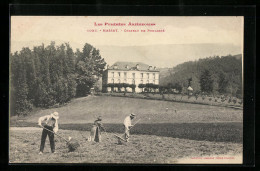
[107, 61, 159, 71]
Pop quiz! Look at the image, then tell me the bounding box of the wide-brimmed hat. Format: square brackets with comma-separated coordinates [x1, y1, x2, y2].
[130, 113, 136, 117]
[97, 116, 102, 121]
[51, 112, 59, 120]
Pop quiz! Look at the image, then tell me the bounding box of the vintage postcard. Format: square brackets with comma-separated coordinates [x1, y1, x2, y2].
[9, 16, 243, 164]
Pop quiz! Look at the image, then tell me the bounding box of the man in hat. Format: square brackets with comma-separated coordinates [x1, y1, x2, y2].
[38, 112, 59, 154]
[123, 113, 136, 142]
[89, 116, 104, 142]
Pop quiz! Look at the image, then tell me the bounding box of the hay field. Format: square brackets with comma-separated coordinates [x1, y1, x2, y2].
[9, 96, 243, 163]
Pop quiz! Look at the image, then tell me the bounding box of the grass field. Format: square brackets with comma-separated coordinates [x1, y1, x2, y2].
[9, 128, 242, 164]
[9, 96, 243, 163]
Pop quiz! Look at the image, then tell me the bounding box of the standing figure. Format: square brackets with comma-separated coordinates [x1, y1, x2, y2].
[123, 113, 136, 142]
[90, 116, 104, 142]
[38, 112, 59, 154]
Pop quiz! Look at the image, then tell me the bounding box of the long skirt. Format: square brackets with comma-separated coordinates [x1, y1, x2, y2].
[90, 126, 101, 142]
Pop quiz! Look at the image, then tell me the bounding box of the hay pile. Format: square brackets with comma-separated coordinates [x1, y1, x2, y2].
[67, 139, 80, 152]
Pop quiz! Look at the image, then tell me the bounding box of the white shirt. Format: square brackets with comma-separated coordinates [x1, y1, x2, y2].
[124, 116, 132, 130]
[38, 115, 59, 133]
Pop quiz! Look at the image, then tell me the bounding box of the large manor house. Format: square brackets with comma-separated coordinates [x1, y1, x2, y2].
[102, 62, 159, 93]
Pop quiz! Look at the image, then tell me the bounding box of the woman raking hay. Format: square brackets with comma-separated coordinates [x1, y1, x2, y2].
[89, 116, 105, 142]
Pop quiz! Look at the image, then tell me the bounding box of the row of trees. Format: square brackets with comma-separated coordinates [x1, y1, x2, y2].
[199, 69, 242, 98]
[103, 83, 136, 92]
[160, 55, 242, 98]
[103, 83, 183, 93]
[10, 42, 106, 116]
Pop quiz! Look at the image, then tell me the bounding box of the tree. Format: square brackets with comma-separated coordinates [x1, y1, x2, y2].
[65, 43, 77, 98]
[167, 83, 173, 93]
[236, 84, 243, 99]
[174, 83, 182, 93]
[199, 69, 214, 94]
[75, 43, 106, 96]
[138, 84, 145, 92]
[130, 84, 136, 92]
[34, 44, 55, 107]
[123, 83, 129, 92]
[11, 53, 32, 115]
[218, 72, 229, 94]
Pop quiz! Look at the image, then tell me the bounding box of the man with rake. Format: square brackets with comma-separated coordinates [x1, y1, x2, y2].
[123, 113, 136, 142]
[38, 112, 59, 154]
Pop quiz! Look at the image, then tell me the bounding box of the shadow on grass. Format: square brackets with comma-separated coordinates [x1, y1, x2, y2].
[10, 121, 242, 143]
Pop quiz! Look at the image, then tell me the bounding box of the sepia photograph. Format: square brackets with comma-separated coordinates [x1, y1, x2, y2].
[9, 16, 243, 164]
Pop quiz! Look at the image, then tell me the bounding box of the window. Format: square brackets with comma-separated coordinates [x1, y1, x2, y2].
[124, 79, 127, 83]
[147, 80, 149, 83]
[153, 73, 155, 79]
[124, 72, 127, 78]
[132, 79, 135, 84]
[112, 72, 114, 77]
[118, 72, 121, 77]
[147, 73, 149, 79]
[141, 73, 143, 78]
[132, 73, 135, 78]
[153, 80, 155, 84]
[141, 79, 143, 84]
[118, 79, 121, 83]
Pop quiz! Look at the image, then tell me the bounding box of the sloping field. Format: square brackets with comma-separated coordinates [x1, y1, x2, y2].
[13, 96, 243, 124]
[10, 96, 243, 143]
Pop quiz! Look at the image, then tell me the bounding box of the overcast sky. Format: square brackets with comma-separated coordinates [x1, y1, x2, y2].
[11, 16, 243, 46]
[11, 16, 243, 67]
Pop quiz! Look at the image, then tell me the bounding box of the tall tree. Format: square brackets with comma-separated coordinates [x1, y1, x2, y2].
[218, 72, 229, 94]
[34, 44, 55, 107]
[75, 43, 106, 96]
[199, 69, 214, 94]
[12, 54, 32, 115]
[65, 43, 77, 98]
[20, 47, 37, 104]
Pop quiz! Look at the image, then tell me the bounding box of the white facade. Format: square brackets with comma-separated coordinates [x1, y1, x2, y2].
[103, 62, 160, 93]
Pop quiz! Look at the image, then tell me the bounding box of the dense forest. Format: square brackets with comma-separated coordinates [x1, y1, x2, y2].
[10, 42, 106, 116]
[159, 54, 242, 98]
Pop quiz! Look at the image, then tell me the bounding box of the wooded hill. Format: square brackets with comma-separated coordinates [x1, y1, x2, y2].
[159, 54, 242, 97]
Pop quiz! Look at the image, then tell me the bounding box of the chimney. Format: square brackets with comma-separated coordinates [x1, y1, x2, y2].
[136, 64, 140, 70]
[149, 66, 152, 70]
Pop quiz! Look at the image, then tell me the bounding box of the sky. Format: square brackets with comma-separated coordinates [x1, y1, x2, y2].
[11, 16, 243, 67]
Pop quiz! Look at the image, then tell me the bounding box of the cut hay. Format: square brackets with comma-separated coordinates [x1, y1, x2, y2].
[67, 139, 80, 152]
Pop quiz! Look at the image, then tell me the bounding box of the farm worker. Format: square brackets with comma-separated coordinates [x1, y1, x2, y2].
[89, 116, 104, 142]
[38, 112, 59, 154]
[124, 113, 136, 142]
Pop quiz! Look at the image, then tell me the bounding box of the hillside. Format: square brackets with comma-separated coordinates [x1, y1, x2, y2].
[159, 54, 242, 97]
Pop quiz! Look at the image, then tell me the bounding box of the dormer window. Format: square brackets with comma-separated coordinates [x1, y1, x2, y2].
[113, 65, 118, 69]
[125, 65, 129, 69]
[136, 64, 140, 70]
